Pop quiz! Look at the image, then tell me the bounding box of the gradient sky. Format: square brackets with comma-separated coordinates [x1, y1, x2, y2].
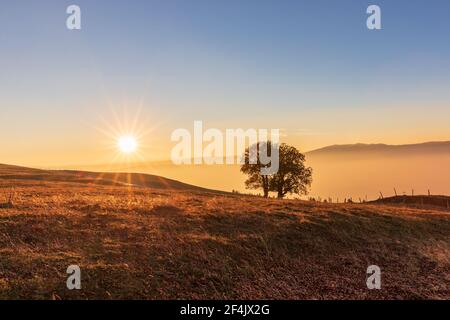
[1, 0, 450, 167]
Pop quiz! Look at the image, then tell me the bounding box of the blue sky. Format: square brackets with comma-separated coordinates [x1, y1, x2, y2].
[1, 0, 450, 165]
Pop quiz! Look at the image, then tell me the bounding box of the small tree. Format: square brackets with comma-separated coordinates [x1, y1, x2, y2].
[240, 142, 312, 199]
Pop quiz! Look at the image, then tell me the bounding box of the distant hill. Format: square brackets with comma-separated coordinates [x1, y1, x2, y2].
[305, 141, 450, 200]
[307, 141, 450, 157]
[0, 163, 219, 193]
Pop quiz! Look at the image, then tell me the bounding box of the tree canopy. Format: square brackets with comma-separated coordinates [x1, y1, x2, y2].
[240, 142, 312, 199]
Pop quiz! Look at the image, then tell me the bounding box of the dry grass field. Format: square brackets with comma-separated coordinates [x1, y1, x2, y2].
[0, 164, 449, 299]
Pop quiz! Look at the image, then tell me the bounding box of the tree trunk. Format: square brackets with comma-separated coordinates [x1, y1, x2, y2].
[262, 176, 269, 198]
[277, 186, 284, 199]
[277, 177, 284, 199]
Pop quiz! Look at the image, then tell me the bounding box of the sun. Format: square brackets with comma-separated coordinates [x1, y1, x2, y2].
[117, 135, 138, 154]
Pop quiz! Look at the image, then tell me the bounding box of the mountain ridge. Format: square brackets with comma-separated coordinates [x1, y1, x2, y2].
[306, 140, 450, 155]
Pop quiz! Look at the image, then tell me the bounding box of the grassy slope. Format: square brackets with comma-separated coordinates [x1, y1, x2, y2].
[0, 163, 218, 192]
[371, 195, 450, 210]
[0, 167, 449, 299]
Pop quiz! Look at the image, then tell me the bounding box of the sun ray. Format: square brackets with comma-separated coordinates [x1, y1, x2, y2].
[90, 105, 163, 195]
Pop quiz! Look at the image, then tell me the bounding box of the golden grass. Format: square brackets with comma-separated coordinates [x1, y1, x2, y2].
[0, 177, 449, 300]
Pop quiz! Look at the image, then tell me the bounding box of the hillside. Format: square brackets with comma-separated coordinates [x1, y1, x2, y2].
[306, 141, 450, 157]
[371, 195, 450, 211]
[304, 141, 450, 200]
[0, 163, 218, 193]
[0, 165, 449, 299]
